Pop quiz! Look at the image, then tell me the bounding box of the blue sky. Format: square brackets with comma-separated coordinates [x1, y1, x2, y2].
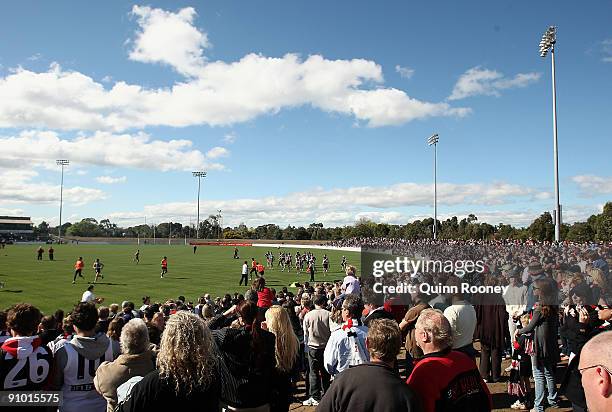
[0, 1, 610, 228]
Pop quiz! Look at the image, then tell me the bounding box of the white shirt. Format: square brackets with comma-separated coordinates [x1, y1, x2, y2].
[81, 290, 95, 303]
[443, 301, 477, 349]
[503, 285, 527, 317]
[242, 263, 248, 275]
[341, 276, 361, 295]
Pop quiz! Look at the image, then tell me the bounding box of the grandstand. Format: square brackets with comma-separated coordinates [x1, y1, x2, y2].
[0, 215, 34, 241]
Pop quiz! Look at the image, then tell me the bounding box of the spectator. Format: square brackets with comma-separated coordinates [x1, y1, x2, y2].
[52, 302, 120, 412]
[139, 296, 150, 312]
[559, 304, 595, 411]
[194, 296, 206, 317]
[264, 306, 300, 412]
[94, 319, 155, 412]
[340, 265, 361, 295]
[109, 304, 120, 319]
[121, 301, 135, 322]
[209, 300, 276, 410]
[254, 277, 274, 318]
[54, 309, 65, 330]
[578, 331, 612, 412]
[116, 312, 220, 411]
[406, 309, 491, 412]
[502, 269, 527, 353]
[38, 314, 61, 345]
[302, 294, 332, 406]
[474, 276, 508, 382]
[107, 317, 125, 346]
[0, 310, 9, 343]
[443, 276, 477, 358]
[0, 304, 53, 392]
[323, 294, 369, 377]
[318, 319, 421, 412]
[363, 296, 395, 328]
[96, 306, 111, 334]
[202, 304, 214, 321]
[399, 292, 430, 360]
[516, 279, 560, 412]
[588, 267, 612, 306]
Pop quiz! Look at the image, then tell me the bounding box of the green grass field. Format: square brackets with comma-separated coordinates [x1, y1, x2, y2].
[0, 244, 360, 314]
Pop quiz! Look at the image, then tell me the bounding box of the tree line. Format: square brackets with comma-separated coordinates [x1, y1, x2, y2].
[34, 201, 612, 242]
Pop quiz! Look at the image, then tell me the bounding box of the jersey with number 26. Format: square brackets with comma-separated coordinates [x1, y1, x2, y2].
[0, 342, 53, 390]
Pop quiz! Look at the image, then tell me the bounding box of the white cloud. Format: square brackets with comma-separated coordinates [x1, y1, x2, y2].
[395, 65, 415, 79]
[0, 169, 105, 206]
[105, 180, 550, 227]
[96, 175, 127, 184]
[205, 146, 229, 159]
[0, 130, 225, 172]
[27, 53, 42, 61]
[129, 6, 208, 77]
[448, 67, 541, 100]
[0, 207, 25, 216]
[572, 175, 612, 196]
[101, 75, 113, 83]
[0, 5, 471, 130]
[223, 132, 237, 144]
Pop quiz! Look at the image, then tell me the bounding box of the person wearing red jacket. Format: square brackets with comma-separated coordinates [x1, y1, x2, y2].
[406, 309, 491, 412]
[253, 277, 274, 321]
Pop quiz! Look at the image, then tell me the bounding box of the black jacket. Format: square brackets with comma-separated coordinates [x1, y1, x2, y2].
[209, 315, 276, 408]
[517, 308, 560, 362]
[364, 308, 395, 328]
[317, 362, 422, 412]
[116, 370, 220, 412]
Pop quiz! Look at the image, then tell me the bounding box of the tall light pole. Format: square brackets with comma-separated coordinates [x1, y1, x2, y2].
[218, 209, 222, 239]
[192, 171, 207, 239]
[56, 159, 69, 244]
[539, 26, 561, 242]
[427, 134, 439, 240]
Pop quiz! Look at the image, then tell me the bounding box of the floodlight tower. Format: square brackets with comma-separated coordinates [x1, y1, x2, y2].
[539, 26, 561, 242]
[427, 134, 439, 240]
[56, 160, 69, 243]
[192, 171, 207, 238]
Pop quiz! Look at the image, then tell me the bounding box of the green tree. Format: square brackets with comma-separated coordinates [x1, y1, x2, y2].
[527, 212, 555, 241]
[66, 218, 102, 237]
[566, 222, 595, 242]
[594, 202, 612, 241]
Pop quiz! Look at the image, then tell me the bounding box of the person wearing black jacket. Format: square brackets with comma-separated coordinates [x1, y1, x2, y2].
[317, 319, 421, 412]
[208, 300, 276, 410]
[363, 300, 395, 328]
[516, 280, 560, 412]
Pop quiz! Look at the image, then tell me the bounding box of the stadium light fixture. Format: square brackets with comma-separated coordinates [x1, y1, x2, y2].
[192, 171, 207, 239]
[427, 135, 439, 240]
[539, 26, 561, 242]
[56, 159, 69, 244]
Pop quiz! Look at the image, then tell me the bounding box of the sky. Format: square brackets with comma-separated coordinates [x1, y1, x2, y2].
[0, 1, 610, 229]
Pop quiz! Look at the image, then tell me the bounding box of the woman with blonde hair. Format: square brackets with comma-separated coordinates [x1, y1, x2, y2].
[264, 306, 299, 412]
[588, 267, 611, 306]
[116, 312, 220, 411]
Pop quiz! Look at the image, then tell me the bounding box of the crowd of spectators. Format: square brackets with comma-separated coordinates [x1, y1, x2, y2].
[1, 238, 612, 412]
